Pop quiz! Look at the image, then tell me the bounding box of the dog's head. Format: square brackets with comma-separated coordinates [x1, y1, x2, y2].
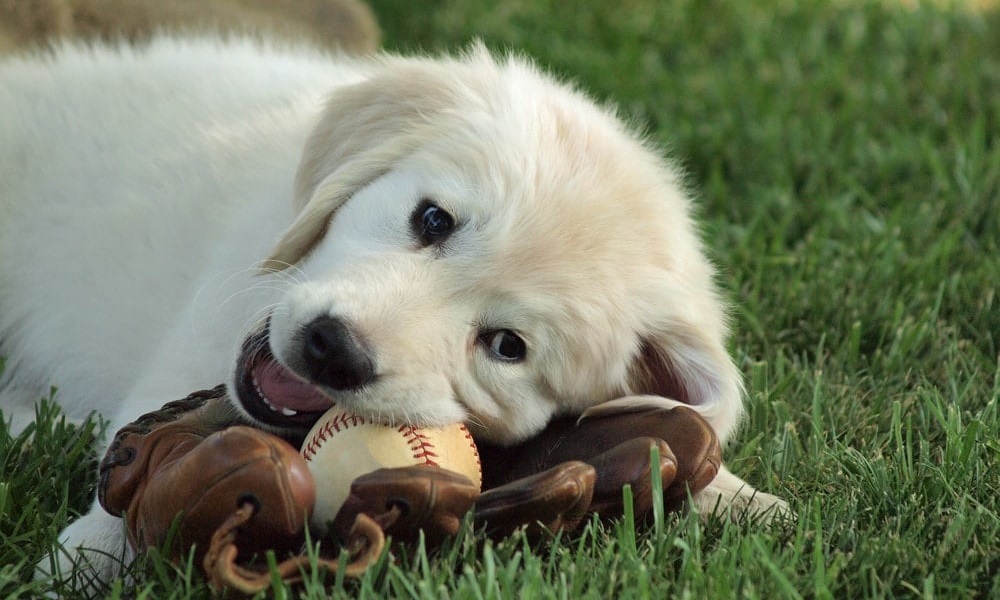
[231, 46, 744, 446]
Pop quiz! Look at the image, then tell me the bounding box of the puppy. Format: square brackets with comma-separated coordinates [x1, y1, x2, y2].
[0, 37, 786, 583]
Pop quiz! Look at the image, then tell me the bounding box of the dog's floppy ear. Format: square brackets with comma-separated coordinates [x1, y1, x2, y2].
[263, 149, 399, 270]
[264, 54, 474, 270]
[626, 323, 745, 446]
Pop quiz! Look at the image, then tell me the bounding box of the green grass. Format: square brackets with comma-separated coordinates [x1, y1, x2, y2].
[3, 0, 999, 597]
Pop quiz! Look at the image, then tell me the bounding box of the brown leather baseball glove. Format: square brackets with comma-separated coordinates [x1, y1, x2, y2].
[98, 387, 385, 595]
[99, 389, 720, 595]
[473, 404, 721, 538]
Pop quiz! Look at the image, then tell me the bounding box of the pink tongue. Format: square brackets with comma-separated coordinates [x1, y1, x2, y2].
[253, 359, 333, 413]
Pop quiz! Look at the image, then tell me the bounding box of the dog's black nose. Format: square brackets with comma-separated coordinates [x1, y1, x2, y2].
[301, 316, 375, 390]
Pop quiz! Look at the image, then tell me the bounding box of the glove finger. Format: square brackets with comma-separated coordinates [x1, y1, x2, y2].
[474, 461, 596, 540]
[587, 437, 677, 517]
[135, 426, 315, 564]
[527, 405, 721, 509]
[656, 408, 721, 507]
[100, 425, 207, 520]
[332, 466, 479, 547]
[478, 405, 721, 496]
[99, 386, 227, 516]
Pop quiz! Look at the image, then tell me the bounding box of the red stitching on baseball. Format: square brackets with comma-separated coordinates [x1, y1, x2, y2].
[398, 424, 441, 467]
[302, 409, 363, 460]
[459, 423, 482, 481]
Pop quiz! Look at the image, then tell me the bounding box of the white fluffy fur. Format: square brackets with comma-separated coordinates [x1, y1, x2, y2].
[0, 38, 786, 585]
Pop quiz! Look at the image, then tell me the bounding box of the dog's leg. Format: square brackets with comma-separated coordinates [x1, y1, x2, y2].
[37, 500, 133, 593]
[692, 464, 790, 522]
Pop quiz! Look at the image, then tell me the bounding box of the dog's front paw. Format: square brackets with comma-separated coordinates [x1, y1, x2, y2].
[734, 488, 792, 523]
[37, 506, 132, 593]
[692, 465, 792, 524]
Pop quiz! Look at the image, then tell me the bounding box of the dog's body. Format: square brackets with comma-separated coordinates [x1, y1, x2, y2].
[0, 38, 785, 583]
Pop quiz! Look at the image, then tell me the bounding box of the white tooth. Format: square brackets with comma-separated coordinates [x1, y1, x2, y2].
[253, 374, 296, 416]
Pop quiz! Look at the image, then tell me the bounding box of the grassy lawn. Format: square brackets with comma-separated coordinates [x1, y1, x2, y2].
[3, 0, 999, 597]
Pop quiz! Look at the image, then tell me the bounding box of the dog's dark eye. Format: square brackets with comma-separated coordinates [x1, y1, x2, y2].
[480, 330, 526, 362]
[411, 200, 455, 246]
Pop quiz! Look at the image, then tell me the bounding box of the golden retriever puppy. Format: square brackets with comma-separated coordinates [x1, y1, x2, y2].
[0, 37, 786, 585]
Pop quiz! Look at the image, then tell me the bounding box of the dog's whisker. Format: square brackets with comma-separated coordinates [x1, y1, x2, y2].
[226, 306, 279, 344]
[242, 301, 281, 326]
[213, 291, 278, 322]
[462, 413, 488, 433]
[252, 259, 308, 286]
[193, 265, 276, 304]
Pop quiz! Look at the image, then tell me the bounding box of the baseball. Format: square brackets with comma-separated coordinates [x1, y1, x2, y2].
[301, 406, 482, 530]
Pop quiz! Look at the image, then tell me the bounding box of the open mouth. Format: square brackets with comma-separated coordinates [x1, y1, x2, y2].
[234, 324, 335, 428]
